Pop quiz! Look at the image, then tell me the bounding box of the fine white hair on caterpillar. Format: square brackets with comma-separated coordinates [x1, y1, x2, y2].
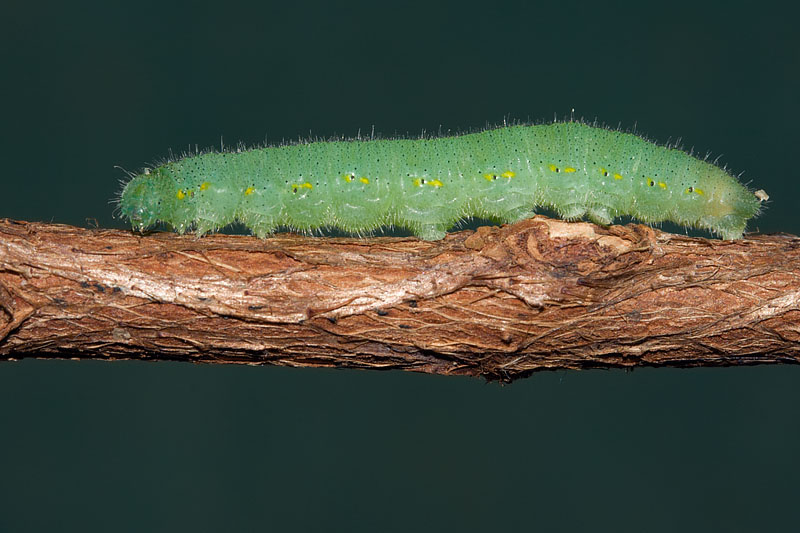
[119, 121, 765, 240]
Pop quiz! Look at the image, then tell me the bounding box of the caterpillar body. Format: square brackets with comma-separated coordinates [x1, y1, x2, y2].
[119, 122, 765, 240]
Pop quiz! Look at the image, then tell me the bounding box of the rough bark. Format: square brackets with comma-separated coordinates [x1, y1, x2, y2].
[0, 217, 798, 381]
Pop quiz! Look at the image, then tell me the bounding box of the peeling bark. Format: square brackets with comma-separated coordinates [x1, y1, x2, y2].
[0, 217, 798, 381]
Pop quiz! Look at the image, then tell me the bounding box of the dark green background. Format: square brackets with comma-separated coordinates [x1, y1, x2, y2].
[2, 1, 798, 531]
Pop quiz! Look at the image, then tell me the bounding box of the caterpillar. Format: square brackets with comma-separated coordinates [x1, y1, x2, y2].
[119, 121, 766, 241]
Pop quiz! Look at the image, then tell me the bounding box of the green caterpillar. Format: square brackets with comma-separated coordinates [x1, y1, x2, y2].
[119, 121, 766, 240]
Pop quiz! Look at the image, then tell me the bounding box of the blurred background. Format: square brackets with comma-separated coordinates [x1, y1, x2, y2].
[1, 1, 798, 531]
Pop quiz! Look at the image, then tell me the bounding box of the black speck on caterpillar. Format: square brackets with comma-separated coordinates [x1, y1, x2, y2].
[118, 120, 767, 240]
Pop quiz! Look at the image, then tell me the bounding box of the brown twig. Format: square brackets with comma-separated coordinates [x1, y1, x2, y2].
[0, 216, 798, 381]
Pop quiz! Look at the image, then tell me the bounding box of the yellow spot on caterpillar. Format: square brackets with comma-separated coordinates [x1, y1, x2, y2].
[564, 167, 577, 173]
[694, 188, 705, 196]
[244, 187, 255, 196]
[176, 189, 186, 200]
[548, 164, 558, 172]
[684, 187, 694, 194]
[199, 182, 210, 191]
[647, 178, 655, 187]
[483, 173, 496, 181]
[614, 173, 623, 180]
[359, 177, 369, 184]
[501, 170, 516, 178]
[413, 178, 423, 187]
[428, 179, 443, 188]
[343, 174, 353, 183]
[658, 181, 667, 189]
[600, 167, 609, 177]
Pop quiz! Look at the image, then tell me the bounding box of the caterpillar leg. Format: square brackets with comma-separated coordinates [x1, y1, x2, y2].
[250, 223, 277, 239]
[195, 218, 223, 236]
[587, 206, 612, 225]
[416, 224, 447, 241]
[497, 206, 536, 224]
[557, 204, 588, 220]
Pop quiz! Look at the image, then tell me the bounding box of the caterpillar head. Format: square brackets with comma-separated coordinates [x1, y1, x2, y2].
[119, 172, 168, 232]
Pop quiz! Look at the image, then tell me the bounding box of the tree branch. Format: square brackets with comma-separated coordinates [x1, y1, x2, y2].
[0, 217, 798, 381]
